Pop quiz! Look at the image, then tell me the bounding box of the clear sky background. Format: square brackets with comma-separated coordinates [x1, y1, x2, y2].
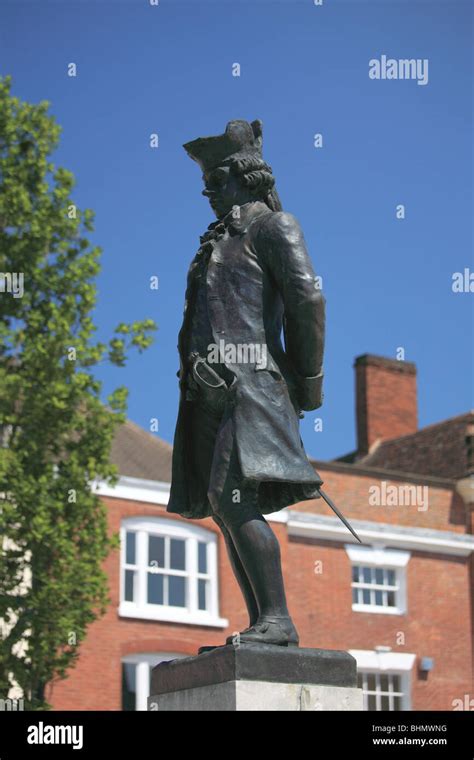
[1, 0, 472, 461]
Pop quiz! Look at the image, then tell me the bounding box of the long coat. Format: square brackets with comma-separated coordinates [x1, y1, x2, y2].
[167, 200, 326, 520]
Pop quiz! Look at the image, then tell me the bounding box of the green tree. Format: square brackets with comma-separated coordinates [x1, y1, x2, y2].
[0, 77, 156, 709]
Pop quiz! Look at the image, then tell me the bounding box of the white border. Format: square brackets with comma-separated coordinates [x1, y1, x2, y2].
[94, 476, 170, 506]
[349, 650, 416, 672]
[92, 477, 474, 556]
[286, 512, 474, 557]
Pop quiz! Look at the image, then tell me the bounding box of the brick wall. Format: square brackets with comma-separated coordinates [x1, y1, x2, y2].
[297, 466, 466, 533]
[286, 537, 473, 710]
[48, 477, 473, 711]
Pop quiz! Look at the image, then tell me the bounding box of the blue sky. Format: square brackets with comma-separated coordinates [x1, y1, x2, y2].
[1, 0, 472, 461]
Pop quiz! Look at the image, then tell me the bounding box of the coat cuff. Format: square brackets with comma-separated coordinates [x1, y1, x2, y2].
[296, 370, 324, 411]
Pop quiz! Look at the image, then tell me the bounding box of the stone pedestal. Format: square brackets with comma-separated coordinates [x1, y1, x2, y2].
[148, 644, 363, 711]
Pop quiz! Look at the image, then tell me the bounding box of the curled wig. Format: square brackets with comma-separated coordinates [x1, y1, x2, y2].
[229, 154, 283, 212]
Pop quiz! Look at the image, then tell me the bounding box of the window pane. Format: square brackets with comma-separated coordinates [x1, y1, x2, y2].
[362, 567, 372, 584]
[388, 569, 396, 586]
[170, 539, 186, 570]
[360, 671, 404, 712]
[387, 591, 396, 606]
[122, 664, 136, 711]
[148, 573, 164, 605]
[169, 575, 186, 607]
[375, 568, 384, 585]
[126, 532, 136, 565]
[375, 590, 383, 606]
[198, 578, 207, 610]
[124, 570, 135, 602]
[149, 535, 165, 569]
[352, 588, 359, 605]
[362, 589, 371, 605]
[198, 542, 207, 574]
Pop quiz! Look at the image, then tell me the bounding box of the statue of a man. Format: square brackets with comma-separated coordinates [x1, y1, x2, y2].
[167, 119, 325, 648]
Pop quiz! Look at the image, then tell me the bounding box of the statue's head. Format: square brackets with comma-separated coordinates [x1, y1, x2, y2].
[183, 120, 282, 219]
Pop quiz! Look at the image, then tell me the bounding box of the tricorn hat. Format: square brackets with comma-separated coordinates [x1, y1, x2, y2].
[183, 119, 263, 174]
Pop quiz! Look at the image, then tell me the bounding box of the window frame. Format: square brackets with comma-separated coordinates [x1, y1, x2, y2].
[349, 650, 416, 711]
[119, 517, 228, 627]
[357, 669, 409, 711]
[351, 565, 399, 610]
[122, 652, 186, 711]
[346, 545, 410, 615]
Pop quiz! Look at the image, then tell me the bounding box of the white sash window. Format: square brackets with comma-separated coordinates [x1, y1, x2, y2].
[119, 517, 228, 627]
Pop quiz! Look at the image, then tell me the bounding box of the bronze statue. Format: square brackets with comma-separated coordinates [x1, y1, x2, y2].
[167, 119, 357, 649]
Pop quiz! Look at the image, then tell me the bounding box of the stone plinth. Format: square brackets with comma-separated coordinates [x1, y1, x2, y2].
[148, 644, 363, 711]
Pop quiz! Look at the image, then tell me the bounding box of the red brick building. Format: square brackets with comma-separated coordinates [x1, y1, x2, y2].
[48, 355, 474, 711]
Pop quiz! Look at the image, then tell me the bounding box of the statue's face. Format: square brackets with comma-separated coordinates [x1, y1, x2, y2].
[202, 166, 252, 219]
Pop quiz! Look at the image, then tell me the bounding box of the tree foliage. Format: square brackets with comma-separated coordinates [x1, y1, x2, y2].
[0, 77, 156, 709]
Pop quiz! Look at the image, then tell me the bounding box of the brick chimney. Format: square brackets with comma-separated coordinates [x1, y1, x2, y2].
[355, 354, 418, 455]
